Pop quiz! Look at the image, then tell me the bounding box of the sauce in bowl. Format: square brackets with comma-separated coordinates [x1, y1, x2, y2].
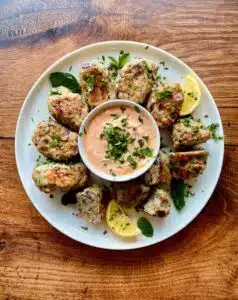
[79, 101, 160, 180]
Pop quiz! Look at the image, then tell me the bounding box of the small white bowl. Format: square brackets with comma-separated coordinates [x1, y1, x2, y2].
[78, 100, 160, 182]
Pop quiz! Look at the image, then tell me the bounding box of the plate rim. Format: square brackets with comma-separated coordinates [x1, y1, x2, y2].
[15, 40, 224, 250]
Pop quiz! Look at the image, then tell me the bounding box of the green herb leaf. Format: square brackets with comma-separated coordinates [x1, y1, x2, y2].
[118, 52, 130, 68]
[143, 135, 149, 142]
[108, 56, 119, 68]
[102, 124, 130, 161]
[111, 113, 120, 120]
[120, 105, 126, 112]
[171, 179, 185, 211]
[81, 226, 88, 231]
[86, 75, 95, 92]
[155, 87, 172, 100]
[121, 118, 128, 127]
[127, 155, 137, 169]
[78, 132, 84, 137]
[181, 117, 192, 127]
[134, 106, 140, 113]
[138, 116, 144, 124]
[207, 123, 223, 141]
[50, 135, 61, 148]
[137, 217, 154, 237]
[49, 72, 81, 93]
[145, 45, 149, 50]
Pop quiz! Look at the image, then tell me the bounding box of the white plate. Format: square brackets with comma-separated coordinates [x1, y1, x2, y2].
[15, 41, 224, 250]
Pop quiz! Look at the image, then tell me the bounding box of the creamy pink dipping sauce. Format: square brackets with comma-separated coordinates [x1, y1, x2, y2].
[83, 105, 157, 176]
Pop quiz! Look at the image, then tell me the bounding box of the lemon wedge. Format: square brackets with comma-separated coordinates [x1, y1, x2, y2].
[180, 74, 201, 116]
[106, 200, 140, 238]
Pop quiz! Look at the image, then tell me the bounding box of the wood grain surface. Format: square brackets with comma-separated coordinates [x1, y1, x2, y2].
[0, 0, 238, 299]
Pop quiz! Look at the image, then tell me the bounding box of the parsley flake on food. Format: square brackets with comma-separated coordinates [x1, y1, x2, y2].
[86, 75, 95, 92]
[138, 116, 144, 124]
[155, 87, 172, 100]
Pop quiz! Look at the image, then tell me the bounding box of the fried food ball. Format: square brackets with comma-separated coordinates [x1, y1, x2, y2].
[172, 117, 211, 150]
[48, 86, 88, 132]
[170, 150, 209, 180]
[147, 83, 183, 128]
[80, 62, 116, 108]
[112, 180, 150, 207]
[32, 118, 78, 161]
[117, 59, 158, 104]
[76, 184, 105, 224]
[32, 163, 89, 193]
[144, 152, 171, 186]
[144, 188, 171, 217]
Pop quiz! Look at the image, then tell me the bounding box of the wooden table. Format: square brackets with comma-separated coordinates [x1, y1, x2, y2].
[0, 1, 237, 299]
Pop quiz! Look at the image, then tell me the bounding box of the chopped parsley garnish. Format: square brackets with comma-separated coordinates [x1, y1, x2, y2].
[159, 61, 165, 67]
[155, 87, 172, 100]
[28, 143, 31, 146]
[133, 147, 153, 159]
[81, 226, 88, 231]
[121, 118, 128, 127]
[120, 105, 126, 112]
[164, 67, 169, 70]
[128, 83, 137, 90]
[134, 106, 140, 113]
[69, 65, 72, 72]
[204, 114, 209, 118]
[109, 169, 116, 177]
[181, 117, 192, 127]
[111, 113, 120, 120]
[127, 155, 137, 169]
[102, 55, 105, 62]
[145, 45, 149, 50]
[31, 117, 36, 123]
[86, 75, 94, 92]
[138, 116, 144, 124]
[143, 135, 149, 142]
[50, 135, 61, 148]
[156, 75, 161, 82]
[207, 123, 223, 141]
[79, 132, 84, 137]
[101, 124, 130, 161]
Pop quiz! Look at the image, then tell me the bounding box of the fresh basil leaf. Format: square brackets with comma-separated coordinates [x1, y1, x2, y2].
[108, 56, 119, 68]
[137, 217, 154, 237]
[171, 179, 185, 210]
[49, 72, 81, 93]
[118, 52, 130, 68]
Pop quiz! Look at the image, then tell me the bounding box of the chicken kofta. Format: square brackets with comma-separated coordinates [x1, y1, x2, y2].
[79, 62, 116, 108]
[172, 117, 211, 150]
[117, 59, 158, 104]
[32, 118, 78, 161]
[32, 163, 89, 193]
[170, 150, 208, 180]
[48, 86, 88, 132]
[147, 83, 183, 128]
[144, 152, 171, 186]
[112, 180, 150, 207]
[144, 188, 171, 217]
[76, 184, 105, 224]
